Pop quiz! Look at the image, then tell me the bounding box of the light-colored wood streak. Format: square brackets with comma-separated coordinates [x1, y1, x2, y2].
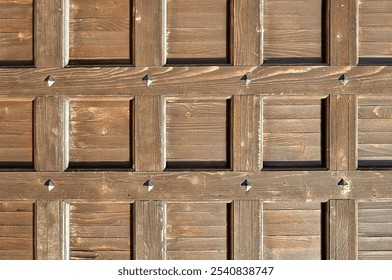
[70, 202, 132, 260]
[69, 0, 131, 63]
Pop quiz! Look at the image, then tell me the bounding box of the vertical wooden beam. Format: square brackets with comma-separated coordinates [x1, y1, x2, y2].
[134, 201, 166, 260]
[134, 96, 165, 172]
[232, 95, 262, 171]
[328, 94, 357, 171]
[35, 0, 69, 67]
[34, 96, 69, 172]
[231, 200, 263, 260]
[328, 0, 358, 65]
[35, 200, 69, 260]
[232, 0, 262, 65]
[327, 199, 357, 260]
[134, 0, 165, 66]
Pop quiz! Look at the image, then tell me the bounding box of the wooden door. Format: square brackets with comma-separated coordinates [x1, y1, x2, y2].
[1, 0, 392, 260]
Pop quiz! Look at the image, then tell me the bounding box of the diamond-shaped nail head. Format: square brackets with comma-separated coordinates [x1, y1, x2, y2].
[338, 74, 348, 86]
[142, 74, 153, 87]
[338, 179, 349, 189]
[241, 73, 251, 86]
[144, 180, 154, 192]
[45, 179, 55, 191]
[241, 180, 252, 192]
[45, 76, 55, 87]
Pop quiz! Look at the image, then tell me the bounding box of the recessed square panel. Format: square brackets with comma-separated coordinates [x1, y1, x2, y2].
[359, 0, 392, 64]
[0, 0, 33, 65]
[0, 100, 33, 169]
[165, 99, 230, 169]
[69, 98, 132, 169]
[263, 98, 326, 168]
[166, 0, 230, 64]
[358, 98, 392, 168]
[264, 0, 324, 64]
[69, 0, 131, 64]
[166, 202, 229, 260]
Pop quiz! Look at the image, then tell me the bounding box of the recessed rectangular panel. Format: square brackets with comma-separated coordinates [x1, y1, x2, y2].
[166, 99, 230, 169]
[0, 202, 34, 260]
[69, 98, 132, 169]
[263, 98, 326, 168]
[264, 0, 324, 64]
[166, 202, 229, 260]
[166, 0, 230, 64]
[358, 202, 392, 259]
[359, 0, 392, 64]
[0, 0, 33, 65]
[69, 0, 131, 64]
[358, 98, 392, 168]
[70, 203, 132, 260]
[0, 100, 33, 169]
[263, 202, 323, 260]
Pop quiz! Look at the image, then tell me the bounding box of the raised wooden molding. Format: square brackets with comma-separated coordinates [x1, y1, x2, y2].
[134, 201, 166, 260]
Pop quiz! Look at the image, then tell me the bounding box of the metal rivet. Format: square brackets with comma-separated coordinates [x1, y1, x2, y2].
[337, 179, 349, 189]
[44, 179, 55, 192]
[338, 74, 349, 86]
[241, 73, 251, 86]
[44, 76, 55, 87]
[142, 74, 153, 87]
[144, 180, 154, 192]
[241, 180, 252, 192]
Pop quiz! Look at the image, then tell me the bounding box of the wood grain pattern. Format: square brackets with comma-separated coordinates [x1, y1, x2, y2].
[166, 0, 229, 64]
[0, 0, 33, 64]
[167, 202, 228, 260]
[0, 100, 33, 168]
[329, 0, 358, 65]
[263, 98, 326, 168]
[35, 200, 69, 260]
[69, 0, 131, 63]
[34, 96, 69, 171]
[359, 0, 392, 63]
[69, 98, 132, 168]
[0, 202, 34, 260]
[232, 200, 262, 259]
[328, 199, 357, 260]
[358, 97, 392, 167]
[264, 0, 323, 64]
[70, 202, 132, 260]
[263, 202, 323, 260]
[358, 201, 392, 260]
[166, 99, 230, 169]
[134, 201, 166, 260]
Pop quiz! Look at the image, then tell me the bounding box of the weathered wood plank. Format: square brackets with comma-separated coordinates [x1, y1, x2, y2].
[134, 96, 165, 172]
[232, 200, 262, 260]
[329, 0, 358, 65]
[34, 97, 69, 172]
[232, 95, 262, 171]
[71, 213, 131, 226]
[35, 200, 69, 260]
[0, 250, 33, 260]
[70, 203, 132, 213]
[134, 0, 164, 66]
[327, 199, 357, 260]
[70, 250, 131, 260]
[35, 0, 68, 67]
[167, 251, 227, 260]
[167, 226, 227, 238]
[167, 238, 227, 251]
[134, 201, 166, 260]
[263, 236, 321, 260]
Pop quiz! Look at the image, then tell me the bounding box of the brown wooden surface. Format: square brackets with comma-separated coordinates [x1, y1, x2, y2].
[70, 202, 132, 260]
[134, 201, 166, 260]
[69, 0, 131, 64]
[34, 97, 69, 171]
[0, 0, 33, 64]
[0, 202, 34, 260]
[167, 202, 228, 260]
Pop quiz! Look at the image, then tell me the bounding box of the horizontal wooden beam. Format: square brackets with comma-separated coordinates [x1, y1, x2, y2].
[0, 171, 390, 201]
[0, 66, 391, 97]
